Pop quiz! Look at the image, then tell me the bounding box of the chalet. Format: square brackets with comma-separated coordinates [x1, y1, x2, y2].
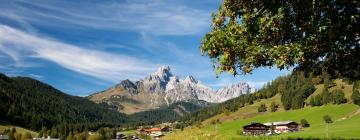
[243, 122, 270, 135]
[264, 121, 299, 133]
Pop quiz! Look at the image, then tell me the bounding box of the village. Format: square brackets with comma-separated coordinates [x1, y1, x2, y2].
[0, 120, 304, 140]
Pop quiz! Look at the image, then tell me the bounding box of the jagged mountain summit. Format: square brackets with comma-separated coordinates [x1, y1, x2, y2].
[88, 66, 253, 114]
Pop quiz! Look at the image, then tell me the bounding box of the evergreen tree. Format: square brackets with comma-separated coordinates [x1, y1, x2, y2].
[66, 132, 74, 140]
[322, 88, 331, 105]
[314, 94, 323, 106]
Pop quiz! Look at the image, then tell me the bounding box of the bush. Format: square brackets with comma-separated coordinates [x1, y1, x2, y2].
[300, 119, 310, 128]
[258, 104, 267, 112]
[323, 115, 333, 124]
[351, 88, 360, 106]
[331, 89, 347, 104]
[270, 102, 279, 112]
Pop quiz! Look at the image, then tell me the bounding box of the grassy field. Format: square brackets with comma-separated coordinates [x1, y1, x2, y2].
[164, 104, 360, 140]
[0, 124, 38, 137]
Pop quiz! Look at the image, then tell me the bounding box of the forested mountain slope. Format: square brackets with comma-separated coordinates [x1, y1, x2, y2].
[0, 73, 130, 134]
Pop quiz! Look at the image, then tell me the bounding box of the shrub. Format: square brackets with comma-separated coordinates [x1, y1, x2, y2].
[323, 115, 333, 124]
[300, 119, 310, 128]
[258, 104, 267, 112]
[270, 102, 279, 112]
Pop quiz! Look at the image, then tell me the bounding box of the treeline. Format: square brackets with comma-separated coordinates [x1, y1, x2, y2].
[129, 101, 205, 126]
[0, 73, 132, 139]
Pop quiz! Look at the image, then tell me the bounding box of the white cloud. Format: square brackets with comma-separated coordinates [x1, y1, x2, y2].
[1, 0, 210, 35]
[0, 24, 157, 82]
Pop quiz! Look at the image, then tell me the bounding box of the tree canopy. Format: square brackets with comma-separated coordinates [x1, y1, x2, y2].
[201, 0, 359, 79]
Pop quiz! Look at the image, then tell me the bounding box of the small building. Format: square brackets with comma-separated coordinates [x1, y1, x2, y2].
[0, 135, 8, 140]
[115, 132, 126, 140]
[136, 128, 149, 135]
[243, 123, 270, 135]
[264, 121, 299, 133]
[160, 126, 172, 133]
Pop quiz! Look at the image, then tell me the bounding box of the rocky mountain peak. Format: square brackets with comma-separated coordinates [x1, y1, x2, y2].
[152, 65, 173, 81]
[119, 79, 136, 89]
[90, 66, 253, 114]
[184, 75, 197, 84]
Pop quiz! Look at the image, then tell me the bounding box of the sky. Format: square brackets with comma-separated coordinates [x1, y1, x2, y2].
[0, 0, 290, 96]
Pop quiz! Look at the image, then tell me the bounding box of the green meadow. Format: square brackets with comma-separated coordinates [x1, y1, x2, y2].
[165, 104, 360, 140]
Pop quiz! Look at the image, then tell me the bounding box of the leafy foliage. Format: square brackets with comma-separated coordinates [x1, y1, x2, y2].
[331, 89, 347, 104]
[300, 119, 310, 128]
[270, 102, 278, 112]
[257, 103, 267, 112]
[351, 86, 360, 106]
[323, 115, 333, 124]
[200, 0, 360, 80]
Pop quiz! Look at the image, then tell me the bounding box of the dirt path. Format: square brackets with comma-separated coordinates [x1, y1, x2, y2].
[336, 107, 360, 121]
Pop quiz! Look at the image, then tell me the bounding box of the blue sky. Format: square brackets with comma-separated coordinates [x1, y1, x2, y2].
[0, 0, 290, 96]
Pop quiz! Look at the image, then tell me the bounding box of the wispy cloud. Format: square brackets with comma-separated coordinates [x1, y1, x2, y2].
[0, 24, 157, 82]
[0, 0, 210, 35]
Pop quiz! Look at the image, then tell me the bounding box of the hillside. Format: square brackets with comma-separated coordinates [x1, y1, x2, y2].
[0, 73, 130, 138]
[164, 73, 360, 139]
[165, 104, 360, 139]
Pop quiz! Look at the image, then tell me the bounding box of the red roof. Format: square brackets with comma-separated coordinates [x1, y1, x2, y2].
[149, 128, 161, 132]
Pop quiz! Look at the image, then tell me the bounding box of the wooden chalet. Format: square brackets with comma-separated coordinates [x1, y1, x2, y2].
[264, 121, 299, 133]
[243, 123, 270, 135]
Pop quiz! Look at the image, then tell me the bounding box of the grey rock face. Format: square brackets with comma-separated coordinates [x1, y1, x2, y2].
[115, 66, 252, 104]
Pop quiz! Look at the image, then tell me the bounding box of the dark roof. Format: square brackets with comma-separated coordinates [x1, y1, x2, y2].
[264, 121, 298, 126]
[243, 123, 270, 130]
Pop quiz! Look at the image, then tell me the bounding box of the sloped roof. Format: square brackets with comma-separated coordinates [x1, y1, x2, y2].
[263, 121, 297, 126]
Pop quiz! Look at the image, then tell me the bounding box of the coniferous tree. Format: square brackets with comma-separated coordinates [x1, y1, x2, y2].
[322, 88, 331, 105]
[66, 131, 74, 140]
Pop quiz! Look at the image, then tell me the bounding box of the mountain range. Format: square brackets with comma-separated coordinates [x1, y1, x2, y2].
[88, 66, 253, 114]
